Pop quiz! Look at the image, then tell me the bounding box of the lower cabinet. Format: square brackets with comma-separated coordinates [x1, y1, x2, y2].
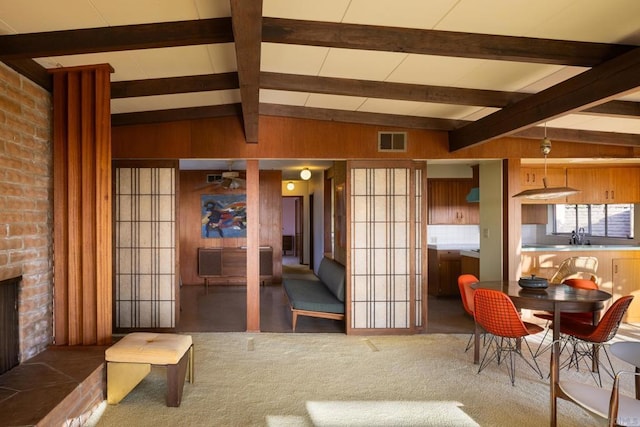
[612, 258, 640, 323]
[198, 247, 273, 285]
[428, 248, 461, 296]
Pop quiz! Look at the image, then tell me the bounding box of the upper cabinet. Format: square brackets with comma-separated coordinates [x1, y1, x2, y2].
[566, 167, 640, 204]
[519, 167, 567, 204]
[428, 179, 479, 225]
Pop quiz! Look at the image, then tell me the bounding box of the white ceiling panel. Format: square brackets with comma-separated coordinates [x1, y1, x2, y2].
[342, 0, 458, 29]
[457, 61, 566, 92]
[519, 66, 587, 93]
[111, 89, 241, 114]
[263, 0, 350, 22]
[387, 55, 480, 86]
[0, 0, 106, 32]
[359, 98, 483, 119]
[260, 90, 309, 106]
[206, 43, 238, 74]
[261, 43, 329, 75]
[319, 48, 407, 81]
[89, 0, 201, 25]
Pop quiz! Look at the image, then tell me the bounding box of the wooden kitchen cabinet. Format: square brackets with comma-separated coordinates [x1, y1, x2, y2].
[520, 166, 567, 204]
[522, 204, 548, 224]
[612, 258, 640, 322]
[428, 248, 461, 296]
[566, 167, 640, 204]
[428, 179, 479, 224]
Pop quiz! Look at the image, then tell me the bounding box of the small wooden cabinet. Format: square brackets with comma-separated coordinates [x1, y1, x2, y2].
[522, 204, 548, 224]
[428, 179, 479, 224]
[566, 167, 640, 204]
[428, 248, 462, 296]
[520, 167, 567, 204]
[198, 247, 273, 285]
[612, 258, 640, 323]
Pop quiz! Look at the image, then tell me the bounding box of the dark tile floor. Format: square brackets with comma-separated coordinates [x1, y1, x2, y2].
[177, 256, 474, 334]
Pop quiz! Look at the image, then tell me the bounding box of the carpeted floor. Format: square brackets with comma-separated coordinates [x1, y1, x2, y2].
[87, 332, 636, 426]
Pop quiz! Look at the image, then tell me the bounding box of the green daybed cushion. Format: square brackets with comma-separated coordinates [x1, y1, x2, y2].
[283, 279, 345, 314]
[316, 257, 346, 302]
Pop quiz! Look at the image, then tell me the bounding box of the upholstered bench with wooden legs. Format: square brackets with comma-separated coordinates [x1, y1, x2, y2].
[105, 332, 194, 407]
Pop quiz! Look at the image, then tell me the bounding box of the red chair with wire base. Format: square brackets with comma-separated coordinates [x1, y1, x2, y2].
[458, 274, 479, 352]
[557, 295, 634, 387]
[533, 278, 599, 358]
[474, 288, 544, 385]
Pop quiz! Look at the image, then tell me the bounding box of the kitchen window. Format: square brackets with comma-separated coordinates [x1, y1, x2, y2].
[553, 204, 634, 239]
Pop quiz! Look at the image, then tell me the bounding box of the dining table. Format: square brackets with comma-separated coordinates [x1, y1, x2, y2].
[471, 280, 612, 427]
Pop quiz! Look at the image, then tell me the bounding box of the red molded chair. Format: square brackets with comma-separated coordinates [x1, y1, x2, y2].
[458, 274, 479, 352]
[474, 288, 544, 385]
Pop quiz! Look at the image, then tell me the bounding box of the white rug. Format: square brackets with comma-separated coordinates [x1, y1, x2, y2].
[87, 332, 636, 426]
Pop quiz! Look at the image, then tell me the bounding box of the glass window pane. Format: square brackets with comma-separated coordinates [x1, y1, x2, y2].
[555, 204, 576, 234]
[590, 205, 606, 237]
[607, 204, 634, 238]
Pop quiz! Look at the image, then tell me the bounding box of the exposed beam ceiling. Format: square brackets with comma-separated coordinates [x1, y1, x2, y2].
[449, 47, 640, 151]
[0, 2, 638, 150]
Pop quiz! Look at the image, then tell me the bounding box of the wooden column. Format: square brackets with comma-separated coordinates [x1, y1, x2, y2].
[246, 160, 260, 331]
[503, 159, 523, 281]
[51, 64, 112, 345]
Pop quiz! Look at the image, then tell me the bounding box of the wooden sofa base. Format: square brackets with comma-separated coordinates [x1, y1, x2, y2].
[291, 308, 345, 332]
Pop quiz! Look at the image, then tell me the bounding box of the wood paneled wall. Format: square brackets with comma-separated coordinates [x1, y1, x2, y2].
[112, 115, 637, 161]
[179, 169, 282, 285]
[52, 64, 112, 346]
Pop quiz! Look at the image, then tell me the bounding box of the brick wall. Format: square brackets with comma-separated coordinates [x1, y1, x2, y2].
[0, 62, 53, 361]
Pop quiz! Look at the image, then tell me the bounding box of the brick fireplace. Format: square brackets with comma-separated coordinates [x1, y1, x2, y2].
[0, 62, 54, 363]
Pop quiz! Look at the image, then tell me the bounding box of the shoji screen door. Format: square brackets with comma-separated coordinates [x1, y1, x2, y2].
[348, 161, 427, 333]
[114, 164, 177, 330]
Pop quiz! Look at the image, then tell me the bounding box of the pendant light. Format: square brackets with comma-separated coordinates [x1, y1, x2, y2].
[512, 124, 580, 200]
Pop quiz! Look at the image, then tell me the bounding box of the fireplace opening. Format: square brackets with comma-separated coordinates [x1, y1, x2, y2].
[0, 276, 20, 375]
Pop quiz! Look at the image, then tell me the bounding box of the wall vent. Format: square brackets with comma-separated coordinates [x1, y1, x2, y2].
[378, 132, 407, 152]
[206, 174, 222, 183]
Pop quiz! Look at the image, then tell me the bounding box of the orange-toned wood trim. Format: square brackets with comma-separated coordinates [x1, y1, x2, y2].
[52, 65, 112, 345]
[52, 72, 69, 345]
[112, 115, 636, 161]
[503, 159, 523, 281]
[246, 160, 260, 332]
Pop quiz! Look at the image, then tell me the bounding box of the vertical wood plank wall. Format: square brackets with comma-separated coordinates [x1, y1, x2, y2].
[52, 65, 112, 345]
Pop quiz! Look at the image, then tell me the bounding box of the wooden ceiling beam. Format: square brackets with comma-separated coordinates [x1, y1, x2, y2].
[112, 104, 242, 127]
[449, 47, 640, 151]
[263, 18, 634, 67]
[0, 18, 233, 60]
[111, 73, 239, 98]
[230, 0, 262, 143]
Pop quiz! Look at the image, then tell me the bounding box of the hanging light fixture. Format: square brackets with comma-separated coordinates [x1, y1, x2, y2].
[512, 124, 580, 200]
[299, 168, 311, 180]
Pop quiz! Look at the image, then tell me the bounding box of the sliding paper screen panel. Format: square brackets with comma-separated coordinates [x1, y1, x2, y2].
[114, 167, 176, 329]
[349, 163, 426, 332]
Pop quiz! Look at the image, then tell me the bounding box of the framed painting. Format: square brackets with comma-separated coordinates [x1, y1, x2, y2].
[201, 194, 247, 238]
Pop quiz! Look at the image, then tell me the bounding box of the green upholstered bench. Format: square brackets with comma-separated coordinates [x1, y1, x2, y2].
[283, 257, 345, 331]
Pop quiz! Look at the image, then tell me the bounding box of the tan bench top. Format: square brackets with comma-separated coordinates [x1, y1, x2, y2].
[105, 332, 192, 365]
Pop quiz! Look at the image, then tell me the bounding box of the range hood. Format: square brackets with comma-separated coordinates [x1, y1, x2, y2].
[466, 164, 479, 203]
[466, 187, 479, 203]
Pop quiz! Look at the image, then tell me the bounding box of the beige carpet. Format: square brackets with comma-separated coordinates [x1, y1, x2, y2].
[87, 332, 636, 426]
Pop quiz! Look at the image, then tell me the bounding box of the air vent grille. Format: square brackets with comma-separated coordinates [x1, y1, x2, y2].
[378, 132, 407, 152]
[206, 174, 222, 183]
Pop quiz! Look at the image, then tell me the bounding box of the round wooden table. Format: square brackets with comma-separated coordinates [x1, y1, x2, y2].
[471, 280, 612, 426]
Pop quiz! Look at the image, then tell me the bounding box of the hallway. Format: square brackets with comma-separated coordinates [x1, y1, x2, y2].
[177, 256, 474, 334]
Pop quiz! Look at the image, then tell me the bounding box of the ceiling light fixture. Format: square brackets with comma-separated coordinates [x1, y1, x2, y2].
[300, 168, 311, 181]
[286, 181, 295, 191]
[512, 124, 580, 200]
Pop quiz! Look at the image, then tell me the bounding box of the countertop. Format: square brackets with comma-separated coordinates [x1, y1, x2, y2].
[522, 244, 640, 252]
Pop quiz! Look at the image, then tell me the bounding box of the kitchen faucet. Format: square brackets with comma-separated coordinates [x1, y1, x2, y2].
[577, 227, 585, 245]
